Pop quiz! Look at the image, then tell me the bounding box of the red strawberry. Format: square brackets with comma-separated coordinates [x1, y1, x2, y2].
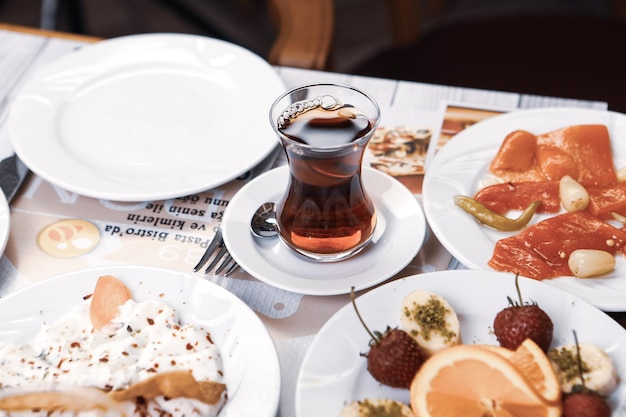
[562, 392, 611, 417]
[351, 288, 423, 388]
[364, 327, 423, 388]
[493, 275, 553, 352]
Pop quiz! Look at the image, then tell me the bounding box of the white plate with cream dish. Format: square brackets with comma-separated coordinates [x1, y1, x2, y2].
[422, 107, 626, 311]
[0, 265, 281, 417]
[8, 33, 284, 202]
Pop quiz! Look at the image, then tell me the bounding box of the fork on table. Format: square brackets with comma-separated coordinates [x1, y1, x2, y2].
[193, 226, 240, 277]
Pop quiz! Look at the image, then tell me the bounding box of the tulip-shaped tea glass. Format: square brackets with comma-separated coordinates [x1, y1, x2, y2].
[269, 83, 380, 262]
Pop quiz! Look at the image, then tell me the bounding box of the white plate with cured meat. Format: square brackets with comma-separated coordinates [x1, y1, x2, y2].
[422, 107, 626, 311]
[295, 270, 626, 417]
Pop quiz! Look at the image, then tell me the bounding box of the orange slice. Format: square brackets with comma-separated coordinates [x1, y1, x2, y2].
[475, 344, 515, 360]
[410, 345, 562, 417]
[508, 339, 562, 405]
[477, 340, 561, 405]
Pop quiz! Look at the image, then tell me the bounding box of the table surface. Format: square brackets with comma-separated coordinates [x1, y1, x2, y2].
[0, 23, 624, 417]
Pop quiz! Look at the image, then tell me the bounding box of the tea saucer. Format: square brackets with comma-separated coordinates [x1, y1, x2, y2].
[222, 166, 426, 295]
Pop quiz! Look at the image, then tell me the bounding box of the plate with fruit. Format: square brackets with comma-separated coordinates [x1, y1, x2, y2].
[422, 107, 626, 311]
[295, 269, 625, 417]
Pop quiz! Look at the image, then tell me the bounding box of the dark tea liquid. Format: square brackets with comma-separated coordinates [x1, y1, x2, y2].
[277, 105, 377, 258]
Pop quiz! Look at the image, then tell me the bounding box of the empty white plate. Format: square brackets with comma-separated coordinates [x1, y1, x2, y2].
[9, 33, 285, 201]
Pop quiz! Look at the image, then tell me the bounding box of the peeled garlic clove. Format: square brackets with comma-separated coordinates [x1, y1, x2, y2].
[559, 175, 589, 212]
[611, 212, 626, 224]
[568, 249, 615, 278]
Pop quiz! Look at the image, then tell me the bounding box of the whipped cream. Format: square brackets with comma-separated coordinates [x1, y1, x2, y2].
[0, 297, 226, 416]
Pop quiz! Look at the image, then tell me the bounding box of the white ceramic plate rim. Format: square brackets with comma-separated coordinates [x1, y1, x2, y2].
[422, 107, 626, 311]
[0, 265, 281, 417]
[8, 33, 285, 201]
[222, 166, 426, 295]
[295, 269, 626, 417]
[0, 190, 9, 256]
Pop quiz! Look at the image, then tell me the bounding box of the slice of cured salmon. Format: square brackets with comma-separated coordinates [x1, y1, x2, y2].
[488, 211, 626, 280]
[489, 125, 616, 187]
[586, 181, 626, 219]
[474, 180, 626, 220]
[473, 181, 560, 215]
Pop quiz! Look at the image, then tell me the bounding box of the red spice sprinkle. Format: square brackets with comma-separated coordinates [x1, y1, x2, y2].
[99, 357, 109, 363]
[147, 318, 155, 325]
[206, 333, 214, 344]
[147, 368, 157, 373]
[57, 358, 65, 368]
[83, 293, 93, 300]
[185, 343, 193, 351]
[70, 342, 81, 348]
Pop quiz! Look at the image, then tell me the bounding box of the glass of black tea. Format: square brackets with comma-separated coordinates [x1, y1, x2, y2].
[269, 83, 380, 262]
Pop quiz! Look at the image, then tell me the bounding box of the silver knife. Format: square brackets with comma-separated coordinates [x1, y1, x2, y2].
[0, 154, 27, 202]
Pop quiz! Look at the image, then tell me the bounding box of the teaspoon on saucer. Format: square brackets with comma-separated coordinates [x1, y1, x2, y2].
[251, 202, 278, 238]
